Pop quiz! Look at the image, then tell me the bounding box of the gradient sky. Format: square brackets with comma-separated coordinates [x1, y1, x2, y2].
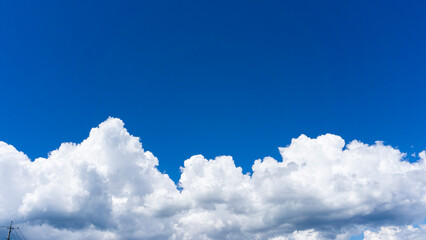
[1, 0, 425, 182]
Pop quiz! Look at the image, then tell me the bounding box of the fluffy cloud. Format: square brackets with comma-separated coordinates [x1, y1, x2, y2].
[363, 225, 426, 240]
[0, 118, 425, 240]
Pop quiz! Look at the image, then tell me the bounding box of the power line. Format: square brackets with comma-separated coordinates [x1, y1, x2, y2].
[17, 229, 26, 240]
[11, 230, 21, 240]
[1, 222, 26, 240]
[1, 222, 20, 240]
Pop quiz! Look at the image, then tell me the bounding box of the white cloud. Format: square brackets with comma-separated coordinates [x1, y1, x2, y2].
[269, 229, 325, 240]
[363, 225, 426, 240]
[0, 117, 425, 239]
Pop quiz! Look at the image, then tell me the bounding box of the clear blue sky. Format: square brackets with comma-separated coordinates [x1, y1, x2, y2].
[1, 0, 425, 181]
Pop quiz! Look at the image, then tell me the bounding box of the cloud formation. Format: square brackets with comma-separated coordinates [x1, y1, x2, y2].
[363, 225, 426, 240]
[0, 118, 425, 239]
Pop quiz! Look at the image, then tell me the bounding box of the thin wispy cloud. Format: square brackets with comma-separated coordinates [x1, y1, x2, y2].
[1, 118, 425, 240]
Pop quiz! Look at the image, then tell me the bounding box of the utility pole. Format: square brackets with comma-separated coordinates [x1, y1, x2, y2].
[5, 221, 18, 240]
[1, 221, 25, 240]
[7, 221, 12, 240]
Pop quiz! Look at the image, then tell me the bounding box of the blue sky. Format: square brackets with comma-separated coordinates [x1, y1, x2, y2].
[1, 0, 425, 183]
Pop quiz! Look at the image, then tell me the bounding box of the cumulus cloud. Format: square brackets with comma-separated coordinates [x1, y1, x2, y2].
[0, 117, 425, 239]
[363, 225, 426, 240]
